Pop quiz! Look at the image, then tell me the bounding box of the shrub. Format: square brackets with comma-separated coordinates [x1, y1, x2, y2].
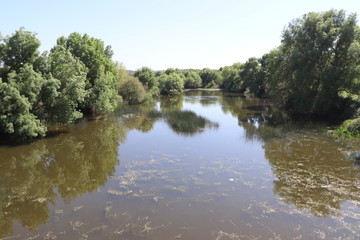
[119, 77, 146, 104]
[333, 118, 360, 138]
[184, 71, 202, 89]
[158, 73, 184, 95]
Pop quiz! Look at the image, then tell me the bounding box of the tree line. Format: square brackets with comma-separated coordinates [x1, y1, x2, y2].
[130, 9, 360, 137]
[1, 9, 359, 140]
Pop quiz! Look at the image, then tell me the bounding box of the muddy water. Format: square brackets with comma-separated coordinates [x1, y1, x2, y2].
[0, 91, 359, 240]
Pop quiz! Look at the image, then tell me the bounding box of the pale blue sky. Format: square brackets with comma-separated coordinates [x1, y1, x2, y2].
[1, 0, 359, 70]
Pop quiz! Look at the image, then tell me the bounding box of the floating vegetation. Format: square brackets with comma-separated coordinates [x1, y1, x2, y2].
[212, 231, 246, 240]
[145, 109, 219, 136]
[73, 206, 83, 212]
[107, 189, 133, 196]
[112, 216, 165, 239]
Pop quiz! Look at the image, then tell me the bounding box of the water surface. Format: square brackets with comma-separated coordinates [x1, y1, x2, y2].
[0, 91, 359, 239]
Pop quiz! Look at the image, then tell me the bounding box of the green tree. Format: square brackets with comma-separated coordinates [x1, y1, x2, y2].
[119, 76, 146, 104]
[0, 30, 47, 139]
[241, 57, 267, 96]
[56, 33, 120, 115]
[134, 67, 158, 89]
[199, 68, 223, 88]
[0, 78, 46, 139]
[268, 10, 360, 115]
[184, 70, 202, 89]
[40, 45, 87, 124]
[134, 66, 160, 97]
[0, 29, 40, 79]
[221, 63, 243, 91]
[158, 72, 184, 95]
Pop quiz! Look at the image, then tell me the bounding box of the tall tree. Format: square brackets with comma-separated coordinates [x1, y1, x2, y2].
[0, 30, 46, 139]
[199, 68, 222, 88]
[40, 45, 88, 124]
[184, 70, 202, 89]
[0, 29, 40, 80]
[221, 63, 243, 92]
[56, 33, 120, 115]
[158, 72, 184, 95]
[268, 10, 360, 114]
[134, 67, 158, 89]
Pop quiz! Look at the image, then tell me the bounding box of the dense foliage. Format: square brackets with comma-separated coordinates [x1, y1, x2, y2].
[55, 33, 120, 115]
[333, 118, 360, 138]
[199, 68, 223, 88]
[158, 72, 184, 95]
[267, 10, 360, 115]
[0, 30, 121, 140]
[220, 9, 360, 137]
[119, 76, 146, 104]
[133, 67, 160, 98]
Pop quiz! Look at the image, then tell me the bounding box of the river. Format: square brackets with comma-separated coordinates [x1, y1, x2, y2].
[0, 91, 359, 239]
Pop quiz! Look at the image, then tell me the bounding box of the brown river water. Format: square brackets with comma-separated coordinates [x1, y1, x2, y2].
[0, 91, 359, 240]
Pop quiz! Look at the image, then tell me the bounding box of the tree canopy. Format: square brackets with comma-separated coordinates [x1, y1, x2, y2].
[267, 9, 360, 115]
[55, 33, 120, 115]
[0, 29, 122, 140]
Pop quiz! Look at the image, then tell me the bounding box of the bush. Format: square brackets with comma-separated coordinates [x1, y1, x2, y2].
[184, 71, 202, 89]
[134, 67, 157, 89]
[119, 77, 146, 104]
[158, 73, 184, 95]
[333, 118, 360, 138]
[199, 68, 223, 88]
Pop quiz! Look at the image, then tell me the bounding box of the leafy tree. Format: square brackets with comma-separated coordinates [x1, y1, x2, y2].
[0, 78, 46, 139]
[56, 33, 120, 115]
[241, 57, 267, 96]
[158, 72, 184, 95]
[184, 70, 202, 89]
[164, 68, 184, 77]
[134, 67, 158, 89]
[40, 45, 87, 124]
[0, 30, 47, 139]
[0, 29, 40, 79]
[116, 62, 129, 86]
[268, 10, 360, 115]
[199, 68, 223, 88]
[119, 76, 146, 104]
[7, 63, 44, 106]
[134, 66, 160, 97]
[221, 63, 243, 91]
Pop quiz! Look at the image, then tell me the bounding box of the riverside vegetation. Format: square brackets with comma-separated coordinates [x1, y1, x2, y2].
[0, 9, 359, 141]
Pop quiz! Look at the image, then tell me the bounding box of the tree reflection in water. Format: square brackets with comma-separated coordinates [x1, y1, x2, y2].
[217, 91, 360, 217]
[0, 100, 219, 236]
[0, 118, 124, 236]
[1, 91, 359, 238]
[265, 133, 360, 217]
